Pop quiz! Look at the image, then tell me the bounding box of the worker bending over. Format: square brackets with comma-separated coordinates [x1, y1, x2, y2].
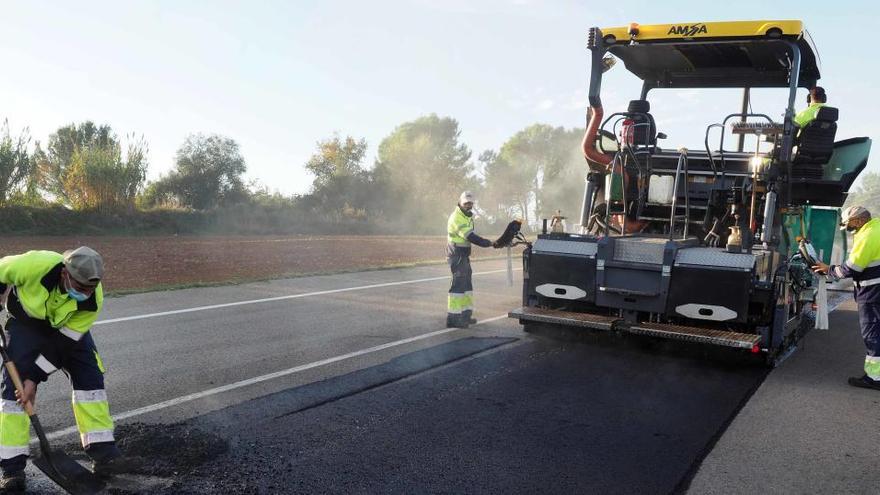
[0, 247, 130, 492]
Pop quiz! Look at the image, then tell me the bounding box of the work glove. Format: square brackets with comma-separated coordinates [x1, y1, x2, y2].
[493, 220, 522, 248]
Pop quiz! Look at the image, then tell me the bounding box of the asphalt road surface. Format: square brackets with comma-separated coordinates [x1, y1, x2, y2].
[17, 259, 784, 494]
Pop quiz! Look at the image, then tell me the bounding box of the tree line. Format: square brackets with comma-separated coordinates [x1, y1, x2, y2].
[844, 171, 880, 214]
[0, 115, 590, 234]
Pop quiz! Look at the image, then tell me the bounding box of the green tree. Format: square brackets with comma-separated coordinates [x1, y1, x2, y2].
[33, 122, 147, 210]
[34, 121, 115, 203]
[480, 149, 530, 224]
[486, 124, 585, 226]
[302, 135, 375, 221]
[0, 120, 33, 205]
[150, 134, 248, 209]
[374, 114, 475, 229]
[62, 136, 148, 212]
[845, 171, 880, 213]
[305, 135, 368, 190]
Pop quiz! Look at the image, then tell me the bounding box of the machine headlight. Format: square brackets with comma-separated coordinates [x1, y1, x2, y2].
[749, 156, 765, 172]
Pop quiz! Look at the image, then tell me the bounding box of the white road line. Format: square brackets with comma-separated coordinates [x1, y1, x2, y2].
[46, 314, 510, 440]
[96, 267, 520, 325]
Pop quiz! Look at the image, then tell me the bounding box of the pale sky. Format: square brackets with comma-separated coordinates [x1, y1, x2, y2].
[1, 0, 877, 195]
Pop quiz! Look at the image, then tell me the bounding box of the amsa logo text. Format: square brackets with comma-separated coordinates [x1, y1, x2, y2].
[667, 24, 708, 36]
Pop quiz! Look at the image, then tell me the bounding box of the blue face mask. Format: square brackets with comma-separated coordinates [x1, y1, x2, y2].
[63, 273, 91, 302]
[67, 287, 89, 302]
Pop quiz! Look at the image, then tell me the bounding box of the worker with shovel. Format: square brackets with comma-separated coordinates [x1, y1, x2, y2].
[0, 247, 126, 492]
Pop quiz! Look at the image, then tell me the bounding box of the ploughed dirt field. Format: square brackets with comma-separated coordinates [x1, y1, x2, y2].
[0, 235, 517, 293]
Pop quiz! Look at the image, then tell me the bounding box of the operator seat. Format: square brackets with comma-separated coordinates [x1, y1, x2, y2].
[626, 99, 657, 150]
[793, 106, 838, 179]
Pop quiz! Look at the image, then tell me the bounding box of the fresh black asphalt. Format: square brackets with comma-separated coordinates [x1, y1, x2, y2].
[20, 260, 809, 494]
[142, 333, 767, 494]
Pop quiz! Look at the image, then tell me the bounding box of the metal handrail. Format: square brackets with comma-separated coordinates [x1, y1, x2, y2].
[597, 110, 663, 237]
[599, 115, 627, 154]
[603, 151, 627, 236]
[668, 148, 690, 240]
[717, 112, 775, 171]
[605, 113, 654, 221]
[600, 111, 657, 156]
[703, 123, 723, 176]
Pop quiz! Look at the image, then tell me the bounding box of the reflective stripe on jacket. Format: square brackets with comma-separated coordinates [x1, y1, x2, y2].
[0, 250, 102, 340]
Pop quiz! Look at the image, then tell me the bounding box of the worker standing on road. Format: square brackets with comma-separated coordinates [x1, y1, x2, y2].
[813, 206, 880, 391]
[447, 191, 498, 328]
[0, 247, 129, 492]
[794, 86, 827, 128]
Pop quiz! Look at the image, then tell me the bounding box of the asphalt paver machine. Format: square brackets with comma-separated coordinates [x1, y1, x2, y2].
[509, 20, 872, 364]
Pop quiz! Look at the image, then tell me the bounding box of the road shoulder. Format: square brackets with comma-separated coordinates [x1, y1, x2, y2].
[688, 299, 880, 494]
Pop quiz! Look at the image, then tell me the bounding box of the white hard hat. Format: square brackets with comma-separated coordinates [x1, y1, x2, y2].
[459, 191, 475, 204]
[840, 205, 870, 230]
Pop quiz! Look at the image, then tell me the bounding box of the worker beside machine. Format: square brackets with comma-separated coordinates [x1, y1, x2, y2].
[446, 192, 524, 328]
[446, 192, 495, 328]
[813, 206, 880, 391]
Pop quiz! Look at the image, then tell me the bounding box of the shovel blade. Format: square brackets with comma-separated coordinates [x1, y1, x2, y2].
[32, 449, 105, 495]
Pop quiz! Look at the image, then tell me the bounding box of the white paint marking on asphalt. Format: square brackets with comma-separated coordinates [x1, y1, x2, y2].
[47, 314, 510, 440]
[96, 268, 520, 325]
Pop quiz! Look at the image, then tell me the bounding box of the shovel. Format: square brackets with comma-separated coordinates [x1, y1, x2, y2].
[0, 331, 105, 495]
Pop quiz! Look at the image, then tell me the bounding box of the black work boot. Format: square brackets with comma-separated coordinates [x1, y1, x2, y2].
[446, 315, 468, 329]
[468, 317, 478, 325]
[89, 443, 136, 477]
[92, 455, 140, 477]
[848, 375, 880, 391]
[0, 472, 26, 494]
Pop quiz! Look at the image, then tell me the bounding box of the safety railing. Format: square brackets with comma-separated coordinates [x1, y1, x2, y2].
[597, 112, 658, 236]
[603, 151, 627, 236]
[703, 113, 775, 174]
[668, 148, 691, 240]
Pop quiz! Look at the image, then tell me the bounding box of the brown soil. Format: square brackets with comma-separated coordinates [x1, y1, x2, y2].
[0, 235, 516, 293]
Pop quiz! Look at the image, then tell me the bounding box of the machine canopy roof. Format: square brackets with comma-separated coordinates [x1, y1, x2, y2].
[598, 20, 820, 88]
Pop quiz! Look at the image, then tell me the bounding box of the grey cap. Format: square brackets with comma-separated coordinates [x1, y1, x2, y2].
[840, 206, 870, 230]
[459, 191, 475, 205]
[63, 246, 104, 284]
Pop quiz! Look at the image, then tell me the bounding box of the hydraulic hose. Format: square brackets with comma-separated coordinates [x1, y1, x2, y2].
[582, 106, 612, 171]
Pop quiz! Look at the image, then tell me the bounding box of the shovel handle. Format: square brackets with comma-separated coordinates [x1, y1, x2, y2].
[2, 361, 35, 416]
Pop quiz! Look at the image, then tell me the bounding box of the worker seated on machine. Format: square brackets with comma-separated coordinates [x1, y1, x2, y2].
[794, 86, 827, 130]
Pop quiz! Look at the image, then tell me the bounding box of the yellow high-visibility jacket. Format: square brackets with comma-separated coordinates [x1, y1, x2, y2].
[832, 218, 880, 302]
[0, 250, 102, 341]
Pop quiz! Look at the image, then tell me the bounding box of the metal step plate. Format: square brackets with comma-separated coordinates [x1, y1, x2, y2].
[508, 307, 619, 330]
[613, 237, 667, 264]
[510, 307, 761, 349]
[625, 322, 760, 349]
